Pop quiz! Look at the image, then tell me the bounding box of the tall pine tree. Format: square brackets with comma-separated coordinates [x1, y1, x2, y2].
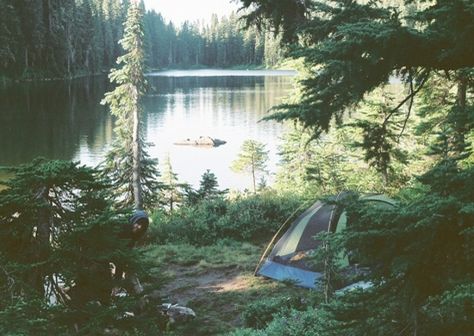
[101, 0, 160, 210]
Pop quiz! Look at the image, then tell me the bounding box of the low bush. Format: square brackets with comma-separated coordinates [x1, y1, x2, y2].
[241, 296, 306, 329]
[149, 192, 304, 246]
[231, 306, 332, 336]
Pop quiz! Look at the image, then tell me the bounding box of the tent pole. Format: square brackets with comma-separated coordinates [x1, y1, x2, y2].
[324, 191, 345, 302]
[254, 201, 312, 276]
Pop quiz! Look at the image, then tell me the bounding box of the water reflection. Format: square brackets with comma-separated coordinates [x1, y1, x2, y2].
[0, 71, 295, 190]
[0, 77, 112, 165]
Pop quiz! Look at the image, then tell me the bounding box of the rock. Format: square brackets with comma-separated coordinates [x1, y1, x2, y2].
[161, 303, 196, 324]
[174, 136, 227, 147]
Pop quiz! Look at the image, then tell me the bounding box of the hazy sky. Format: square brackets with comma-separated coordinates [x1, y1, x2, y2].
[143, 0, 241, 24]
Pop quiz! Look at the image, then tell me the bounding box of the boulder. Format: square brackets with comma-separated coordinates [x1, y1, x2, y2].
[174, 136, 226, 147]
[160, 303, 196, 323]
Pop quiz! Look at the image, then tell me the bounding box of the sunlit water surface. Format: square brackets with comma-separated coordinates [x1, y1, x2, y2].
[0, 70, 296, 190]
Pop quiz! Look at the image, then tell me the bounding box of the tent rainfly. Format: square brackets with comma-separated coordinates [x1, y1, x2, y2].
[255, 194, 395, 289]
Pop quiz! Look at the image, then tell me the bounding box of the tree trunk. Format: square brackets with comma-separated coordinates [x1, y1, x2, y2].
[382, 167, 389, 186]
[454, 71, 468, 153]
[30, 187, 51, 296]
[252, 167, 256, 193]
[251, 154, 256, 193]
[132, 85, 143, 210]
[168, 41, 173, 65]
[25, 47, 29, 69]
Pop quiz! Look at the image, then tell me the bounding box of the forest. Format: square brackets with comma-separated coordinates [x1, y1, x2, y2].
[0, 0, 473, 335]
[0, 0, 282, 80]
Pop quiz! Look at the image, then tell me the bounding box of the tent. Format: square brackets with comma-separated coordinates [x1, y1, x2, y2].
[255, 194, 394, 289]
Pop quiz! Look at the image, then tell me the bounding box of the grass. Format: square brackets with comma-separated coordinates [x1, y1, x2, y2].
[0, 169, 13, 192]
[146, 240, 259, 270]
[144, 240, 307, 335]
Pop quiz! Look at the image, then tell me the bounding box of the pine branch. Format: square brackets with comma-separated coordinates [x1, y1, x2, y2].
[383, 70, 430, 127]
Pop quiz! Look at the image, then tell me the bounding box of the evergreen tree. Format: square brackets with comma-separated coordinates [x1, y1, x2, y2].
[197, 169, 227, 200]
[101, 0, 160, 210]
[183, 169, 227, 205]
[235, 3, 474, 335]
[239, 0, 474, 136]
[0, 0, 20, 76]
[160, 154, 185, 212]
[231, 140, 269, 193]
[0, 159, 149, 334]
[348, 92, 409, 185]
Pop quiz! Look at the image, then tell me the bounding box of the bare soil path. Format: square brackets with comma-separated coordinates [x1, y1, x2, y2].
[147, 243, 305, 335]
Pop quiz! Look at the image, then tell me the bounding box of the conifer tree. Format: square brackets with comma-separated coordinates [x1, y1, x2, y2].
[231, 140, 269, 193]
[101, 0, 160, 210]
[197, 169, 228, 200]
[183, 169, 227, 205]
[160, 154, 185, 212]
[235, 2, 474, 335]
[349, 92, 409, 185]
[239, 0, 474, 136]
[0, 159, 147, 334]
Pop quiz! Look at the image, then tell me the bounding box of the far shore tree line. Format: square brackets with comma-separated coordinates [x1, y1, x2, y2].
[0, 0, 283, 80]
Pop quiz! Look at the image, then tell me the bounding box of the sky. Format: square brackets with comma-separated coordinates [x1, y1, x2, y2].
[143, 0, 241, 24]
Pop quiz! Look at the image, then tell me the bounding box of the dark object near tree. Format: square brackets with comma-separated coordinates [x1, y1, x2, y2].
[120, 210, 150, 247]
[114, 210, 149, 295]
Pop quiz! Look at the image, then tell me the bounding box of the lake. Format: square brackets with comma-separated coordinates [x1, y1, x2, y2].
[0, 70, 296, 190]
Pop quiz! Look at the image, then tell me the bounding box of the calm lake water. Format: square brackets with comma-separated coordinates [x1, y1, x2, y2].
[0, 70, 296, 190]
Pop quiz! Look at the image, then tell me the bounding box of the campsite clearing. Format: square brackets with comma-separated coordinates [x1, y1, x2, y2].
[146, 241, 307, 335]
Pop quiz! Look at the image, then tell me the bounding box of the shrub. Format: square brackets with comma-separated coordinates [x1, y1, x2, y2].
[232, 307, 329, 336]
[241, 296, 306, 329]
[150, 193, 304, 245]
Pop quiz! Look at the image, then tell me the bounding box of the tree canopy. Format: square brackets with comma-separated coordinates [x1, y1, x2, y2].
[239, 0, 474, 136]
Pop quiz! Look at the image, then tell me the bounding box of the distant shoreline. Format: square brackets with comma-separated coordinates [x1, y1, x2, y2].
[1, 65, 297, 84]
[148, 69, 297, 78]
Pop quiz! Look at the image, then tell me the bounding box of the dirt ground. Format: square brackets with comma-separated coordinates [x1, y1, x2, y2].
[148, 243, 305, 335]
[160, 265, 255, 305]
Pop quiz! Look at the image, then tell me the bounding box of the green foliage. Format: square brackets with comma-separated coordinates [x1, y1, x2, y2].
[0, 0, 128, 79]
[231, 140, 269, 193]
[0, 158, 155, 334]
[146, 240, 260, 271]
[275, 123, 397, 196]
[348, 92, 409, 184]
[231, 307, 331, 336]
[183, 169, 228, 206]
[240, 0, 474, 136]
[235, 162, 473, 336]
[150, 193, 303, 245]
[332, 165, 474, 335]
[0, 1, 283, 79]
[101, 2, 161, 210]
[197, 170, 227, 200]
[241, 296, 306, 329]
[416, 71, 474, 164]
[160, 155, 186, 212]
